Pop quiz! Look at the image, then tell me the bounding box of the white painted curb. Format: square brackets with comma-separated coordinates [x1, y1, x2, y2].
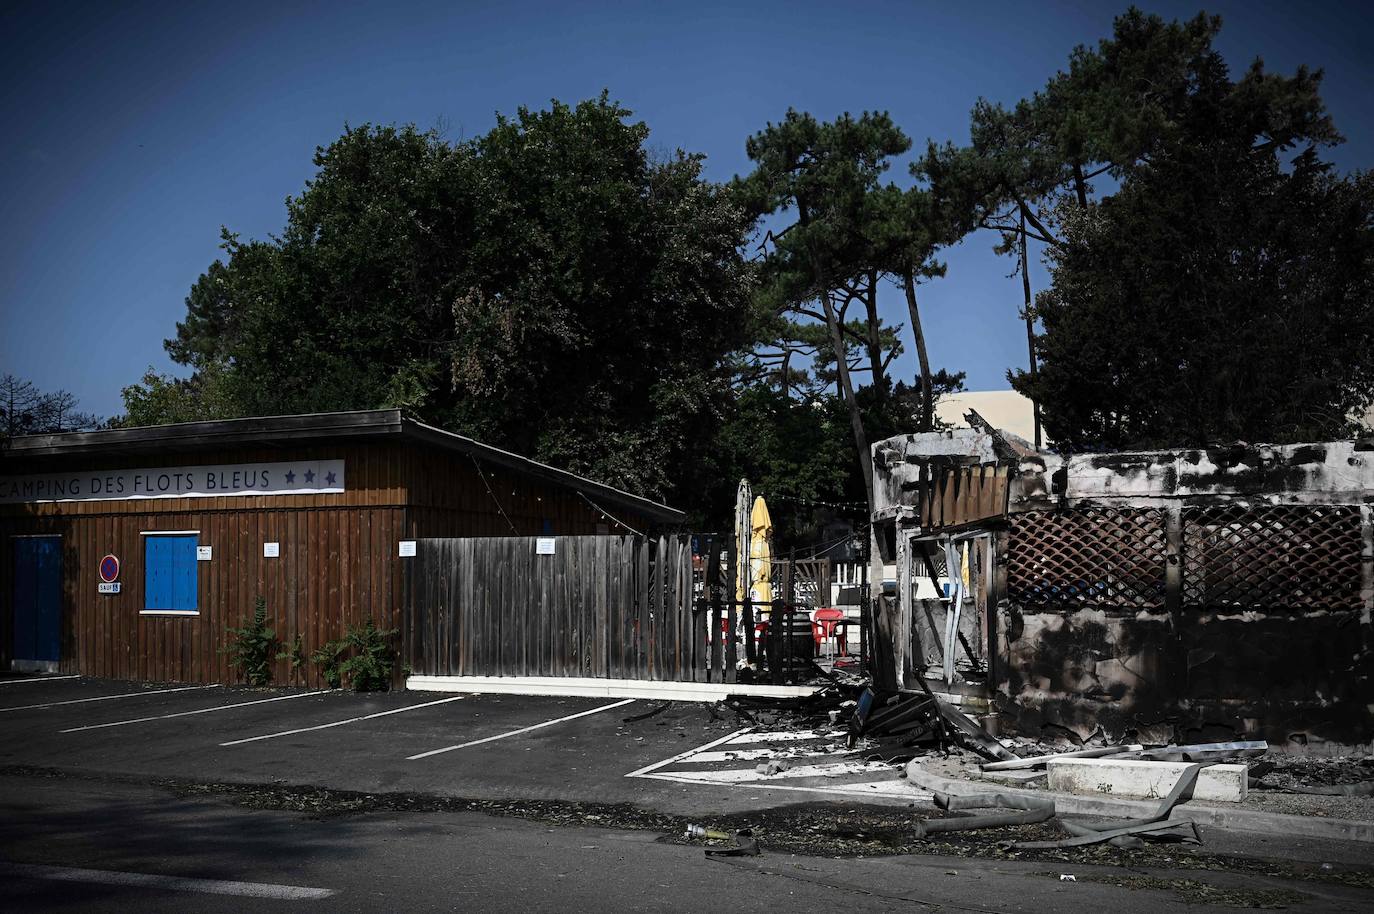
[406, 675, 819, 703]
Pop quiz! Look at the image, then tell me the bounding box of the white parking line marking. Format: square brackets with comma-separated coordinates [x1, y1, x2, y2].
[633, 759, 893, 783]
[0, 861, 334, 900]
[0, 686, 215, 713]
[724, 728, 844, 744]
[220, 695, 467, 746]
[408, 698, 637, 760]
[624, 727, 752, 778]
[0, 675, 80, 685]
[60, 691, 323, 732]
[686, 745, 859, 764]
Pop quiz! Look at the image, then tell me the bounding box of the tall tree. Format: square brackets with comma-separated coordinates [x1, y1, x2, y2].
[0, 374, 101, 439]
[921, 6, 1346, 450]
[734, 110, 912, 509]
[1006, 13, 1369, 448]
[126, 96, 757, 503]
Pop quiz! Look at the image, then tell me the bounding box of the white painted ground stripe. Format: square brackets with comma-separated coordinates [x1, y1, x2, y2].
[684, 745, 860, 764]
[725, 729, 845, 744]
[624, 726, 753, 778]
[639, 771, 924, 801]
[220, 695, 467, 746]
[0, 861, 334, 900]
[640, 760, 894, 784]
[408, 698, 637, 760]
[0, 685, 215, 713]
[0, 675, 80, 685]
[60, 691, 323, 733]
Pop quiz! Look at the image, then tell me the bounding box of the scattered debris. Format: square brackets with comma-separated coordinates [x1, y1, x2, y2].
[915, 791, 1056, 837]
[622, 701, 672, 723]
[684, 824, 731, 840]
[703, 829, 761, 857]
[755, 759, 791, 776]
[1130, 741, 1269, 763]
[1254, 779, 1374, 797]
[982, 745, 1143, 771]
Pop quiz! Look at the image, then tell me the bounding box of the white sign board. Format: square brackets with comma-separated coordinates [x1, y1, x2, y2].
[263, 542, 280, 558]
[98, 582, 121, 594]
[398, 540, 417, 557]
[196, 546, 213, 562]
[0, 459, 346, 504]
[536, 537, 556, 555]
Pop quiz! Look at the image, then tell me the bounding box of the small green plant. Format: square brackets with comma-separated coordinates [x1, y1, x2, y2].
[340, 619, 399, 692]
[277, 633, 306, 682]
[311, 637, 348, 689]
[222, 597, 279, 686]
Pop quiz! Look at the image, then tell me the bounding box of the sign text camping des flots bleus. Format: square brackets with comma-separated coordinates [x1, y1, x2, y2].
[0, 460, 346, 504]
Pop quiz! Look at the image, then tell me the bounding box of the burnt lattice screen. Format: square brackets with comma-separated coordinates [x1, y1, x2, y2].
[1007, 509, 1167, 609]
[1182, 505, 1364, 611]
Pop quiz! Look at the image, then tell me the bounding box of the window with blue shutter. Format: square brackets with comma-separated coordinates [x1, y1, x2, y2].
[144, 535, 198, 613]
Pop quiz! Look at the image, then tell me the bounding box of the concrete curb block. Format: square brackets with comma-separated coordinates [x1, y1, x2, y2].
[904, 760, 1374, 844]
[407, 675, 819, 703]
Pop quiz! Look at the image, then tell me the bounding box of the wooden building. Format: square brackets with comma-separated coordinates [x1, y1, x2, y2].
[0, 409, 684, 683]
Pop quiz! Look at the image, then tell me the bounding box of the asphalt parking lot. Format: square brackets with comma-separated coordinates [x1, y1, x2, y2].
[5, 674, 1374, 912]
[0, 674, 906, 815]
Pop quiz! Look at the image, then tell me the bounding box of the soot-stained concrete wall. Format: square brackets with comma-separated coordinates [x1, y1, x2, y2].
[998, 603, 1373, 750]
[875, 433, 1374, 752]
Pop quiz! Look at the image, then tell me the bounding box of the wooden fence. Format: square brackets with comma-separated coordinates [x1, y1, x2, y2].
[403, 534, 875, 684]
[402, 535, 701, 680]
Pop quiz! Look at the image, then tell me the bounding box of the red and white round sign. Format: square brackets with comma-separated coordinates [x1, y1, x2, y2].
[99, 554, 121, 583]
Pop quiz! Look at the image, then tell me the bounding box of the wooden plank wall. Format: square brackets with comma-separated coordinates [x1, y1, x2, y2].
[404, 535, 700, 681]
[405, 448, 654, 537]
[0, 506, 405, 686]
[1, 438, 663, 682]
[0, 441, 410, 684]
[918, 463, 1011, 531]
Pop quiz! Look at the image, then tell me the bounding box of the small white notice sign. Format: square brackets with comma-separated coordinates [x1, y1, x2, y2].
[263, 542, 280, 558]
[98, 582, 121, 594]
[196, 545, 213, 561]
[398, 540, 417, 557]
[536, 537, 556, 555]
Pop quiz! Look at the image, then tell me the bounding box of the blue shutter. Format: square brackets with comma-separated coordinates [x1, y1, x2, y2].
[145, 535, 197, 612]
[145, 537, 168, 610]
[171, 536, 198, 612]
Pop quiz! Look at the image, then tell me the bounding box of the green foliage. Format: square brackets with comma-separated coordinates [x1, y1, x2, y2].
[310, 620, 398, 691]
[1016, 148, 1374, 450]
[120, 360, 243, 428]
[734, 109, 963, 507]
[1000, 8, 1370, 449]
[310, 638, 348, 690]
[133, 95, 757, 505]
[277, 633, 306, 681]
[222, 597, 279, 686]
[339, 619, 399, 692]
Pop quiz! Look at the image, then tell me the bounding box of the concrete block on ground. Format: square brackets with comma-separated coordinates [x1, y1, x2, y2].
[1047, 758, 1248, 803]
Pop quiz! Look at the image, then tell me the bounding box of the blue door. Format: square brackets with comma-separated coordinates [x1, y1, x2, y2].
[12, 537, 62, 662]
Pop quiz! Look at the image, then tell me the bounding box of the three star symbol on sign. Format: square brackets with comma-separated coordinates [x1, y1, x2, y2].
[284, 468, 336, 486]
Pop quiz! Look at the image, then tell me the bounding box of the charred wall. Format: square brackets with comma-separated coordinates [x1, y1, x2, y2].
[998, 603, 1372, 750]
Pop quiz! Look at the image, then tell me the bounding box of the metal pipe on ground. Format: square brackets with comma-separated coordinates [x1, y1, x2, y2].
[914, 791, 1056, 837]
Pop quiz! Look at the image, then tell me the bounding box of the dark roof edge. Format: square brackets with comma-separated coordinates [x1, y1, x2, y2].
[4, 408, 686, 525]
[4, 409, 405, 455]
[401, 419, 686, 525]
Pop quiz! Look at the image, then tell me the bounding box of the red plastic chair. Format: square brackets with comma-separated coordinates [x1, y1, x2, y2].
[811, 608, 847, 661]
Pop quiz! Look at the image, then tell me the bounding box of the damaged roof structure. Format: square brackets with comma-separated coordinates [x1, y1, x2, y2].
[869, 428, 1374, 753]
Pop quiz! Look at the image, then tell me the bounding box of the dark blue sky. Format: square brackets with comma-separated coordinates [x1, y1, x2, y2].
[3, 1, 1370, 418]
